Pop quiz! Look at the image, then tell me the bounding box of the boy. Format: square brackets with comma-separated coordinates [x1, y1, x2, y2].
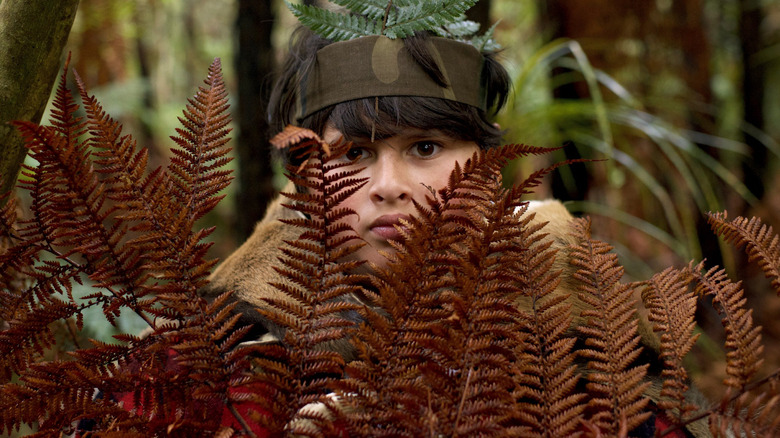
[200, 27, 554, 343]
[200, 22, 708, 437]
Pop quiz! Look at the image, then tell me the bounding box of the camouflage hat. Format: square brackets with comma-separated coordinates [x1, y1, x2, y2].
[296, 35, 488, 121]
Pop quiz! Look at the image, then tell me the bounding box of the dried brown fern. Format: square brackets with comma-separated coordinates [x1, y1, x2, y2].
[330, 144, 572, 437]
[248, 133, 368, 435]
[709, 390, 780, 437]
[642, 265, 700, 422]
[707, 212, 780, 295]
[4, 53, 780, 438]
[691, 262, 764, 390]
[568, 218, 651, 435]
[0, 58, 265, 436]
[513, 204, 585, 438]
[270, 124, 327, 152]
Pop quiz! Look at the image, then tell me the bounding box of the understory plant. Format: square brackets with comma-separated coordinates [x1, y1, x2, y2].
[0, 59, 779, 437]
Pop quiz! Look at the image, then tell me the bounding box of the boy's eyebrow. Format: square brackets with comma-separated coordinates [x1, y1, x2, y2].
[368, 129, 456, 143]
[343, 129, 459, 146]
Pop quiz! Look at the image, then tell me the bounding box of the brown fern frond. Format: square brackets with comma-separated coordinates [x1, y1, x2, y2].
[74, 70, 173, 285]
[691, 262, 764, 389]
[514, 203, 585, 438]
[709, 390, 780, 437]
[641, 265, 700, 421]
[0, 295, 79, 382]
[168, 58, 233, 223]
[12, 116, 162, 333]
[1, 59, 241, 435]
[444, 149, 585, 437]
[335, 144, 566, 437]
[270, 124, 327, 153]
[568, 218, 651, 435]
[249, 135, 369, 434]
[335, 155, 486, 436]
[707, 211, 780, 295]
[74, 70, 148, 191]
[4, 327, 237, 434]
[508, 179, 590, 438]
[12, 122, 109, 258]
[48, 56, 88, 145]
[0, 192, 18, 237]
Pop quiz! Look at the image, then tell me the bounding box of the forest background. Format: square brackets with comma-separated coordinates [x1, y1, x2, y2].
[1, 0, 779, 425]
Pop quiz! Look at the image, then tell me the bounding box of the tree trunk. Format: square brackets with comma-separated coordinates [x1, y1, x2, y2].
[0, 0, 80, 196]
[739, 0, 767, 202]
[539, 0, 712, 202]
[234, 0, 276, 241]
[466, 0, 491, 32]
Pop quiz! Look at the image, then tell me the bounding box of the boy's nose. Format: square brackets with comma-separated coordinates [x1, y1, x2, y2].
[368, 156, 412, 203]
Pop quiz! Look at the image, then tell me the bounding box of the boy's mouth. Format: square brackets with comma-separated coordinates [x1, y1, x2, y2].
[369, 214, 410, 241]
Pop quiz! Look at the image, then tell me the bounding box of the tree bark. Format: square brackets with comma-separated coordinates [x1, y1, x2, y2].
[465, 0, 491, 32]
[234, 0, 276, 241]
[539, 0, 712, 202]
[739, 0, 767, 202]
[0, 0, 80, 196]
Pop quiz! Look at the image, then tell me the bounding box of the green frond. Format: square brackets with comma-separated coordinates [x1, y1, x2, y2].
[438, 17, 479, 37]
[286, 1, 380, 42]
[384, 0, 479, 39]
[287, 0, 496, 49]
[329, 0, 388, 21]
[470, 21, 501, 52]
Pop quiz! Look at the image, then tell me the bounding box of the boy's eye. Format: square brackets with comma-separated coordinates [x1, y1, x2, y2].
[413, 141, 440, 157]
[344, 147, 368, 162]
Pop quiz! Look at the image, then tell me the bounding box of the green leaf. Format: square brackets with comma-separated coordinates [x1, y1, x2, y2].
[286, 1, 380, 42]
[471, 21, 501, 52]
[441, 19, 480, 38]
[329, 0, 389, 21]
[384, 0, 478, 39]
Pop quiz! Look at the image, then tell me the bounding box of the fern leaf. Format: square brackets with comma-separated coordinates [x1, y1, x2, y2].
[47, 58, 87, 146]
[334, 144, 562, 437]
[270, 124, 325, 151]
[0, 59, 244, 435]
[439, 18, 480, 37]
[74, 71, 148, 192]
[0, 296, 79, 383]
[169, 58, 233, 223]
[286, 1, 380, 42]
[642, 265, 700, 420]
[568, 218, 651, 434]
[470, 21, 502, 52]
[251, 137, 369, 434]
[384, 0, 478, 39]
[692, 263, 764, 389]
[11, 121, 149, 328]
[707, 211, 780, 295]
[513, 212, 585, 437]
[336, 182, 462, 436]
[709, 390, 780, 437]
[329, 0, 389, 20]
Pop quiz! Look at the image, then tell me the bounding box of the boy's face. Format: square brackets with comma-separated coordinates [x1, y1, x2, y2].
[323, 124, 479, 271]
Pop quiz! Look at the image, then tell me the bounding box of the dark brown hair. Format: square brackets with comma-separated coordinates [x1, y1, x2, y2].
[268, 27, 512, 160]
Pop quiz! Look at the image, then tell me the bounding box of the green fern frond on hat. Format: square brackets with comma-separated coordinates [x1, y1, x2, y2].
[285, 0, 500, 51]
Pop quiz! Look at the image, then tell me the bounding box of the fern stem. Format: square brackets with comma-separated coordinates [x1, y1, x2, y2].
[381, 0, 393, 33]
[65, 317, 82, 350]
[40, 239, 158, 330]
[226, 401, 257, 438]
[453, 366, 474, 436]
[103, 284, 156, 328]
